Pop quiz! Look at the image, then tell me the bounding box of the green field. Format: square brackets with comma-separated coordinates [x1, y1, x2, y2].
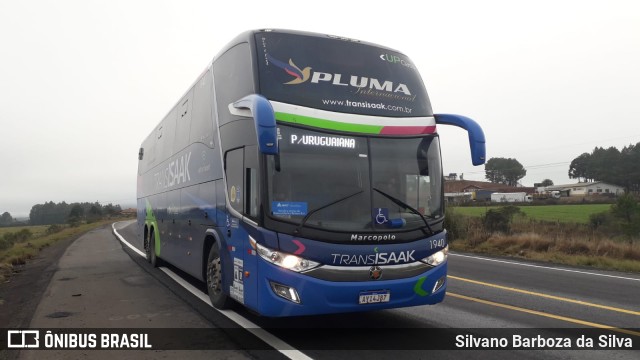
[0, 225, 49, 238]
[450, 204, 612, 223]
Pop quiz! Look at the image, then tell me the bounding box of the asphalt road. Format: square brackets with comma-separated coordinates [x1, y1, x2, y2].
[4, 221, 639, 359]
[3, 222, 270, 360]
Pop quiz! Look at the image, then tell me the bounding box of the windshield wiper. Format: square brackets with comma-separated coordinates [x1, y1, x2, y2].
[372, 187, 434, 235]
[294, 190, 364, 235]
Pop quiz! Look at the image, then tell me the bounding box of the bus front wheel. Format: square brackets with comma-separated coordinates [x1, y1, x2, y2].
[206, 245, 232, 309]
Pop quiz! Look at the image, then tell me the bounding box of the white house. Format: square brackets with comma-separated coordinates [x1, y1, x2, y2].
[542, 182, 625, 197]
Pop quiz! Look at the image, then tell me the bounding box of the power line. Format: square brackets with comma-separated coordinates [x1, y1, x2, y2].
[459, 161, 571, 176]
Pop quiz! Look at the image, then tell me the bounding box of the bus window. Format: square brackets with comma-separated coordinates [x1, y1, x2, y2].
[174, 90, 193, 152]
[244, 145, 259, 219]
[190, 70, 214, 147]
[225, 148, 244, 213]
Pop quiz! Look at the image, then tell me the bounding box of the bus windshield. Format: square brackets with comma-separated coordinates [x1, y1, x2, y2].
[267, 125, 443, 233]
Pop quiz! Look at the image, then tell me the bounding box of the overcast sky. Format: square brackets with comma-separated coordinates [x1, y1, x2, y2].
[1, 0, 639, 217]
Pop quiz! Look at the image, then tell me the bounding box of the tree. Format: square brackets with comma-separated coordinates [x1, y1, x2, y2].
[620, 143, 640, 192]
[568, 152, 591, 182]
[590, 147, 621, 184]
[68, 204, 84, 226]
[28, 201, 122, 225]
[103, 203, 122, 216]
[484, 157, 527, 186]
[611, 193, 640, 244]
[540, 179, 554, 187]
[87, 204, 103, 223]
[482, 205, 523, 235]
[568, 142, 640, 190]
[0, 212, 13, 226]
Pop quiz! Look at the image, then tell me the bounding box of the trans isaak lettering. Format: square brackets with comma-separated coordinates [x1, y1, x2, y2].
[331, 250, 415, 265]
[154, 152, 191, 190]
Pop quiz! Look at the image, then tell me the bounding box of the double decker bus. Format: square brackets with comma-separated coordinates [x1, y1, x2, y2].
[136, 29, 485, 317]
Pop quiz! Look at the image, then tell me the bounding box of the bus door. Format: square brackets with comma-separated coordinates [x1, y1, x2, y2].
[223, 147, 259, 310]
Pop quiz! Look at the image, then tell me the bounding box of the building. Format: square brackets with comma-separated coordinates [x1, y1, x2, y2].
[540, 182, 625, 197]
[444, 180, 535, 204]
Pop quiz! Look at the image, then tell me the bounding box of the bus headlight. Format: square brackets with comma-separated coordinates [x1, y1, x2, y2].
[255, 242, 320, 272]
[421, 245, 448, 267]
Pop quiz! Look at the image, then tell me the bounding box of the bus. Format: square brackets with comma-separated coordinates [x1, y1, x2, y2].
[136, 29, 486, 317]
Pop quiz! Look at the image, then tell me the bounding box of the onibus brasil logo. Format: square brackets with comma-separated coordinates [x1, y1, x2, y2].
[266, 54, 411, 95]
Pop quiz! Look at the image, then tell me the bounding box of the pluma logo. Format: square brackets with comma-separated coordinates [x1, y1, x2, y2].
[267, 54, 411, 95]
[267, 54, 311, 84]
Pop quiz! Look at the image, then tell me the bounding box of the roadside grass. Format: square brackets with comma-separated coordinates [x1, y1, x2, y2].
[0, 225, 49, 238]
[448, 214, 640, 273]
[451, 238, 640, 273]
[452, 204, 612, 224]
[0, 220, 116, 283]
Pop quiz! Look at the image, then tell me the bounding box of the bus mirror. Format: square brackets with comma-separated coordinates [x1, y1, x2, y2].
[434, 114, 486, 166]
[138, 147, 144, 160]
[231, 94, 279, 155]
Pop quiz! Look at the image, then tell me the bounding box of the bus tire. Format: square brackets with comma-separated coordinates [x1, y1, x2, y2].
[144, 229, 151, 263]
[149, 230, 161, 268]
[206, 245, 232, 309]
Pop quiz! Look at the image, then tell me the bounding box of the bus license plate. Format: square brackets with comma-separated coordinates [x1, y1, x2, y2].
[359, 290, 390, 304]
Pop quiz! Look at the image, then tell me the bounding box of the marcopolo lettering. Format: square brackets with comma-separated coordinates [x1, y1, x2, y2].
[331, 250, 415, 265]
[291, 134, 356, 149]
[350, 234, 396, 241]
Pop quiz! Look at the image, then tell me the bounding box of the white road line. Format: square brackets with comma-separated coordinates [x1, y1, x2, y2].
[159, 268, 312, 360]
[112, 223, 312, 360]
[112, 222, 145, 257]
[450, 252, 640, 282]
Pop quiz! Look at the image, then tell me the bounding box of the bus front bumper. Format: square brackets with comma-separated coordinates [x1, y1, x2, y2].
[254, 260, 447, 317]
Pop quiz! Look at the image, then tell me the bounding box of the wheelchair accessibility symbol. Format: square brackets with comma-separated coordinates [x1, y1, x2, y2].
[373, 208, 389, 225]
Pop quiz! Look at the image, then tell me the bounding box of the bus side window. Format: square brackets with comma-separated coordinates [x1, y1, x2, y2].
[246, 168, 258, 218]
[174, 90, 193, 153]
[244, 145, 259, 219]
[191, 70, 214, 147]
[225, 148, 244, 213]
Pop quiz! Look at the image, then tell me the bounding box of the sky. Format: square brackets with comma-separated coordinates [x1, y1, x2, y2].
[1, 0, 639, 217]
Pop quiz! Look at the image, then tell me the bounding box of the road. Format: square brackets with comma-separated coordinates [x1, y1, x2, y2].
[7, 222, 262, 360]
[5, 221, 639, 359]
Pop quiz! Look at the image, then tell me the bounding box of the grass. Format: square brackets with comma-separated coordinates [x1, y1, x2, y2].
[451, 204, 612, 224]
[0, 220, 116, 283]
[451, 236, 640, 273]
[446, 208, 640, 273]
[0, 225, 49, 238]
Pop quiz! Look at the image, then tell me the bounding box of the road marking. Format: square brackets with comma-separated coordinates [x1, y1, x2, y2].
[159, 268, 312, 360]
[112, 222, 146, 257]
[450, 253, 640, 282]
[449, 275, 640, 316]
[447, 292, 640, 337]
[112, 223, 312, 360]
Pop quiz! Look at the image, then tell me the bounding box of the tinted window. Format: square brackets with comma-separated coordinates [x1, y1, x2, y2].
[256, 32, 431, 117]
[225, 148, 244, 213]
[214, 43, 255, 126]
[266, 125, 443, 233]
[174, 89, 193, 152]
[190, 70, 214, 147]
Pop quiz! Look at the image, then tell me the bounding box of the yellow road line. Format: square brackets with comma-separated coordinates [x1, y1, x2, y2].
[447, 292, 640, 338]
[449, 275, 640, 316]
